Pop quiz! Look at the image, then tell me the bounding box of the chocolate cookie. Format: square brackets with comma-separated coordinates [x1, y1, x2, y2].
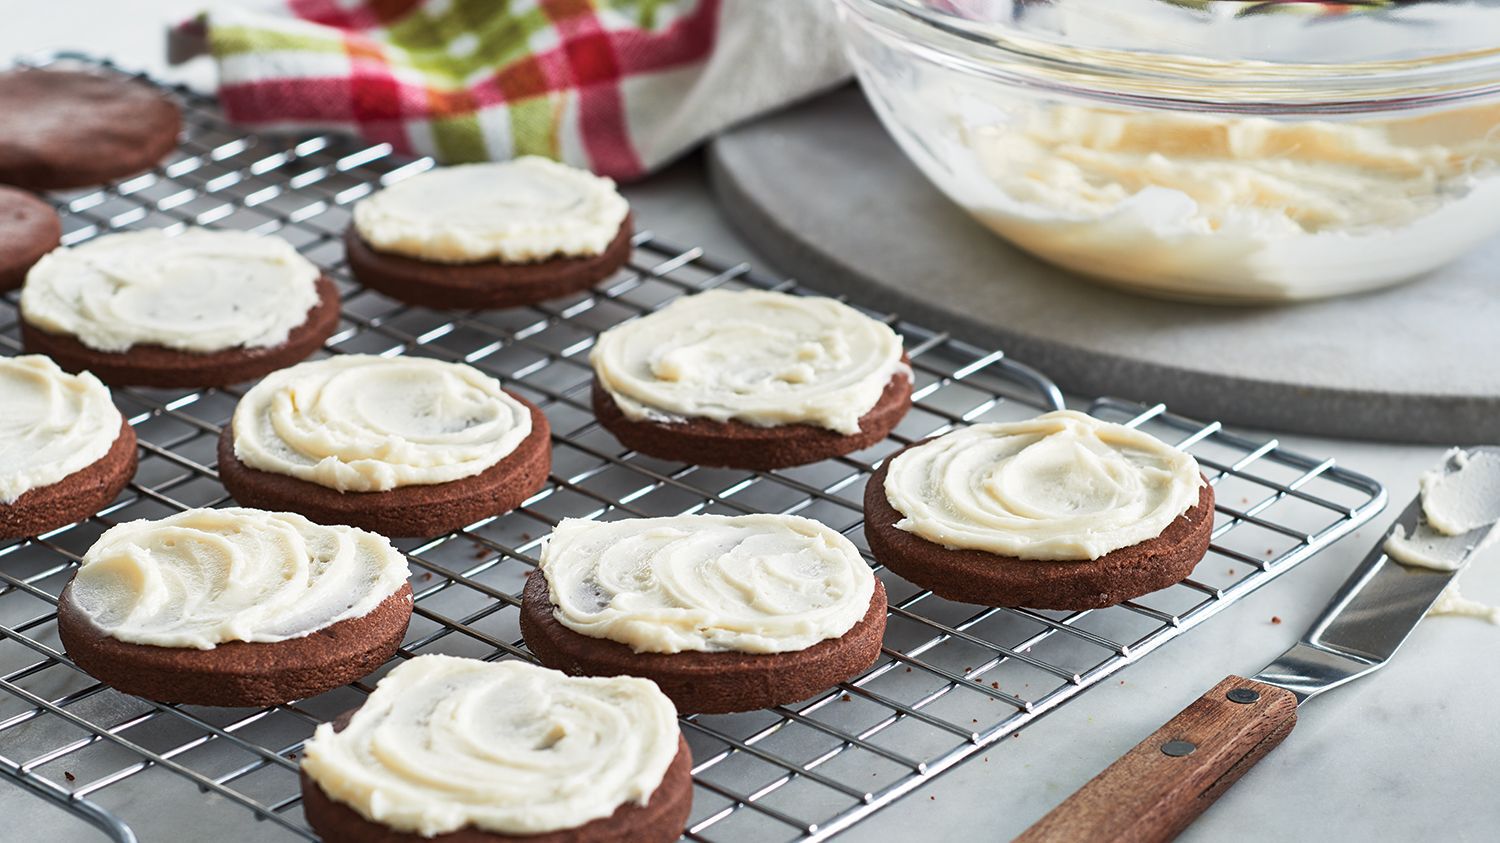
[0, 418, 136, 541]
[217, 398, 552, 538]
[21, 275, 341, 388]
[864, 453, 1215, 610]
[343, 214, 633, 311]
[0, 68, 181, 191]
[522, 570, 887, 713]
[0, 186, 60, 291]
[57, 582, 413, 707]
[300, 727, 693, 843]
[591, 367, 913, 471]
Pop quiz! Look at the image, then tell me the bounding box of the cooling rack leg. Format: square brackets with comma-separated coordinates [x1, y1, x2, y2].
[1, 758, 137, 842]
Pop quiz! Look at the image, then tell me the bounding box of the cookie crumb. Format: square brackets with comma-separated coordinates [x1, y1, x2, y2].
[1227, 567, 1236, 576]
[419, 572, 432, 581]
[63, 771, 75, 782]
[841, 693, 852, 702]
[1271, 615, 1283, 625]
[905, 667, 911, 672]
[990, 681, 999, 689]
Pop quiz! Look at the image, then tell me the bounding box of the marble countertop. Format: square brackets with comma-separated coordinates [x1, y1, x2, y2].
[6, 5, 1496, 841]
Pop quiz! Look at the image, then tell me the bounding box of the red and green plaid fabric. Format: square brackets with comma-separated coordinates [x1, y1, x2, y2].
[178, 1, 848, 180]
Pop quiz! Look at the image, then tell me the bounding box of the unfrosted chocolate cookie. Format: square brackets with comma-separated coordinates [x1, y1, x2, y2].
[0, 417, 136, 541]
[864, 452, 1215, 610]
[57, 582, 413, 707]
[591, 367, 913, 471]
[300, 727, 693, 843]
[21, 275, 341, 388]
[521, 570, 887, 714]
[343, 214, 634, 311]
[0, 68, 180, 191]
[217, 398, 552, 538]
[0, 186, 60, 291]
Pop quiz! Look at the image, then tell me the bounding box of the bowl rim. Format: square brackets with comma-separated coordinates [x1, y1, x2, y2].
[838, 0, 1500, 112]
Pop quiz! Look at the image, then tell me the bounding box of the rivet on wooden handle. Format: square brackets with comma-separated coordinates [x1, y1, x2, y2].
[1015, 675, 1298, 843]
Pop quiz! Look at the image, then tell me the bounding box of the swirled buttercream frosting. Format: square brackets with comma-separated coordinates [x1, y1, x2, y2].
[0, 355, 122, 504]
[231, 355, 533, 493]
[300, 655, 680, 836]
[67, 507, 409, 649]
[591, 289, 906, 434]
[540, 513, 875, 654]
[352, 157, 629, 264]
[883, 410, 1204, 561]
[21, 228, 321, 353]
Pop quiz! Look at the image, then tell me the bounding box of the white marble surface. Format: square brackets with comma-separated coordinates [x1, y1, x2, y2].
[5, 4, 1497, 842]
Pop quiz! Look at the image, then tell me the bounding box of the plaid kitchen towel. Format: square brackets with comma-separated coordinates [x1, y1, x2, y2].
[171, 0, 850, 180]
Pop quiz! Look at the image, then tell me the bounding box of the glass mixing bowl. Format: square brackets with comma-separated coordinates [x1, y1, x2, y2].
[836, 0, 1500, 303]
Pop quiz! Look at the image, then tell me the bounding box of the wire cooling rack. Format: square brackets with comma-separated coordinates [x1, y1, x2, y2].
[0, 54, 1387, 843]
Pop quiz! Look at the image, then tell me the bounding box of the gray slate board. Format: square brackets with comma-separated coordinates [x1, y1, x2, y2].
[707, 86, 1500, 445]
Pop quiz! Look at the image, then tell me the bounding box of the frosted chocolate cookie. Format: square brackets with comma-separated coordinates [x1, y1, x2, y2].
[0, 68, 180, 191]
[57, 508, 412, 706]
[300, 656, 692, 843]
[20, 228, 340, 387]
[864, 410, 1213, 610]
[0, 187, 60, 291]
[218, 355, 551, 537]
[1, 356, 136, 541]
[591, 289, 912, 470]
[522, 513, 886, 713]
[345, 157, 633, 310]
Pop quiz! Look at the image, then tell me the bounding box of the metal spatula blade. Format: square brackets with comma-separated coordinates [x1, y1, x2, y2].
[1252, 457, 1497, 702]
[1018, 446, 1500, 843]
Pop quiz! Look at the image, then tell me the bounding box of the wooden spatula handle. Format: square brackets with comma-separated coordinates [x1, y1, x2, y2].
[1015, 676, 1298, 843]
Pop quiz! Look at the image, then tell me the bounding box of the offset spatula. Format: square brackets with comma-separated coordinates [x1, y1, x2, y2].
[1017, 448, 1500, 843]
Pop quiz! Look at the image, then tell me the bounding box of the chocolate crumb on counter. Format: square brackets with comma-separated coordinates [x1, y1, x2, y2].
[1271, 615, 1283, 625]
[63, 771, 75, 782]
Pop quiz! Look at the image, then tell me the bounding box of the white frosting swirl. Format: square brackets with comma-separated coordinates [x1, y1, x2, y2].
[353, 157, 629, 264]
[591, 289, 906, 434]
[20, 228, 321, 354]
[231, 355, 534, 493]
[0, 356, 123, 504]
[301, 656, 679, 837]
[540, 513, 875, 654]
[884, 410, 1204, 561]
[67, 508, 409, 649]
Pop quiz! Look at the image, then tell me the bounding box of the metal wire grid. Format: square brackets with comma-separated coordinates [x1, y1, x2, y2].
[0, 53, 1387, 843]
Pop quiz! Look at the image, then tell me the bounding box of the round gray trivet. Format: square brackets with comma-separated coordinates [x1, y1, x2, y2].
[706, 86, 1500, 445]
